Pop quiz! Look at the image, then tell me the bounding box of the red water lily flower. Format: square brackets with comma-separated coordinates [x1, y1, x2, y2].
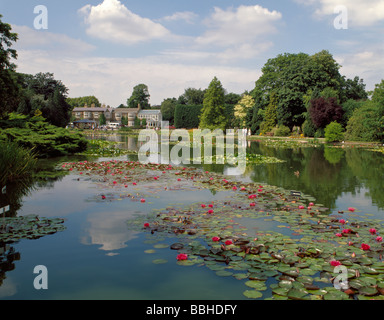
[361, 243, 370, 251]
[309, 202, 314, 206]
[250, 203, 256, 207]
[212, 236, 220, 242]
[330, 260, 341, 267]
[176, 253, 188, 261]
[335, 233, 342, 237]
[208, 209, 214, 214]
[376, 236, 383, 242]
[208, 204, 213, 208]
[342, 229, 352, 234]
[140, 199, 146, 203]
[101, 195, 106, 200]
[339, 219, 346, 225]
[201, 204, 206, 208]
[348, 207, 355, 212]
[369, 228, 377, 235]
[225, 240, 233, 245]
[144, 223, 150, 228]
[298, 205, 305, 209]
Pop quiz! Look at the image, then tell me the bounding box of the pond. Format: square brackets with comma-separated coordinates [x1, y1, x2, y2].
[1, 133, 383, 300]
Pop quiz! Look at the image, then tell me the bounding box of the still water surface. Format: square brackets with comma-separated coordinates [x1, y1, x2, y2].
[1, 135, 383, 299]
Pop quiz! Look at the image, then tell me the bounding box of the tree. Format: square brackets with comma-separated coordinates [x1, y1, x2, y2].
[161, 98, 177, 125]
[251, 50, 343, 130]
[199, 77, 226, 130]
[99, 113, 106, 126]
[16, 72, 71, 127]
[178, 88, 206, 105]
[66, 96, 101, 108]
[234, 94, 255, 128]
[309, 97, 344, 129]
[341, 76, 368, 102]
[0, 15, 20, 117]
[260, 92, 277, 133]
[127, 84, 150, 109]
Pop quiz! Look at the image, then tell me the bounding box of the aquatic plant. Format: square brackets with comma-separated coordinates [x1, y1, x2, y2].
[63, 160, 384, 300]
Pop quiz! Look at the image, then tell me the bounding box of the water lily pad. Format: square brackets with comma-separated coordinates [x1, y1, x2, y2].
[152, 259, 168, 264]
[216, 270, 233, 277]
[243, 290, 263, 299]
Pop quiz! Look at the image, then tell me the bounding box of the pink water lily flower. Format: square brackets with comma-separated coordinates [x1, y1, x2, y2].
[376, 236, 383, 242]
[208, 209, 214, 214]
[348, 207, 355, 212]
[339, 219, 346, 225]
[330, 260, 341, 267]
[176, 253, 188, 261]
[298, 205, 305, 209]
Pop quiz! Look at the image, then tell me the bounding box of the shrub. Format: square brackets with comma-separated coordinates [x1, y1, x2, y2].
[174, 105, 202, 129]
[324, 121, 344, 142]
[0, 113, 88, 157]
[273, 125, 291, 137]
[302, 119, 317, 137]
[344, 101, 382, 142]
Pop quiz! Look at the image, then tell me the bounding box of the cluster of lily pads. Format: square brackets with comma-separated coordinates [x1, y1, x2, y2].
[0, 214, 66, 243]
[62, 160, 384, 300]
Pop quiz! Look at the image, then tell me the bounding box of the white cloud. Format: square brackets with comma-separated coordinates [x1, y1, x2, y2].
[78, 0, 171, 44]
[294, 0, 384, 26]
[335, 47, 384, 90]
[196, 5, 282, 46]
[12, 25, 96, 55]
[15, 49, 260, 106]
[160, 11, 199, 24]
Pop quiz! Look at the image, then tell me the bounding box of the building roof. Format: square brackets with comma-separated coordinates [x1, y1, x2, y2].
[138, 109, 161, 114]
[72, 107, 108, 112]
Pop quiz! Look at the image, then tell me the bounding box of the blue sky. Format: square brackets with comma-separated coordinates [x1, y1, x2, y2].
[1, 0, 384, 106]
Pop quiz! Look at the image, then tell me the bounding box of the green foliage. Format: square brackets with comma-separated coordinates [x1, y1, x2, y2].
[302, 119, 317, 137]
[160, 98, 177, 125]
[344, 101, 382, 142]
[324, 121, 344, 142]
[66, 95, 101, 108]
[127, 84, 150, 109]
[0, 15, 20, 117]
[272, 125, 291, 137]
[99, 113, 106, 125]
[0, 139, 37, 188]
[178, 88, 206, 105]
[260, 92, 277, 133]
[251, 50, 344, 131]
[121, 115, 128, 126]
[199, 77, 226, 130]
[0, 113, 88, 157]
[174, 105, 202, 129]
[341, 99, 365, 126]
